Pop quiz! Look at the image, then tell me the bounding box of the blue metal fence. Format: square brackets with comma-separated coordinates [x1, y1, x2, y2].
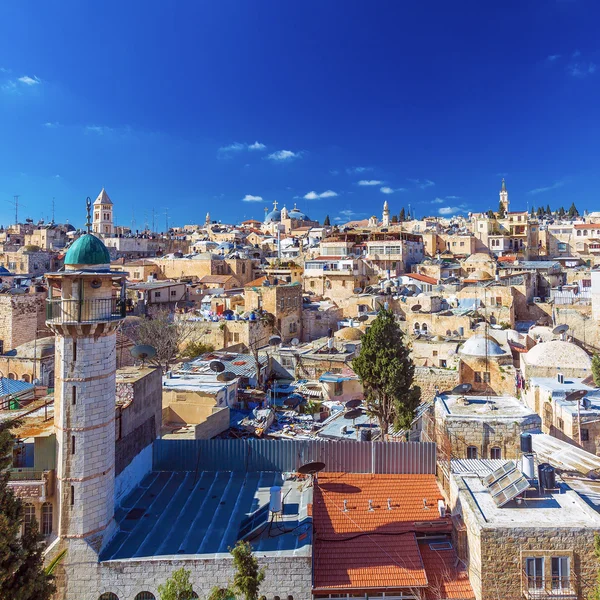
[152, 438, 436, 474]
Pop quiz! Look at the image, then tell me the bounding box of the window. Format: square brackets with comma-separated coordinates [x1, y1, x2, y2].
[581, 428, 590, 442]
[70, 485, 75, 506]
[440, 359, 447, 368]
[134, 594, 156, 600]
[334, 381, 343, 396]
[22, 374, 30, 383]
[71, 435, 76, 455]
[170, 290, 177, 297]
[483, 371, 490, 383]
[154, 291, 161, 299]
[526, 557, 544, 590]
[98, 594, 119, 600]
[495, 297, 502, 307]
[490, 447, 502, 460]
[466, 446, 478, 459]
[557, 417, 564, 431]
[433, 350, 438, 357]
[232, 332, 240, 342]
[72, 386, 77, 405]
[41, 502, 52, 535]
[474, 372, 482, 383]
[552, 557, 570, 590]
[310, 281, 315, 288]
[23, 503, 35, 533]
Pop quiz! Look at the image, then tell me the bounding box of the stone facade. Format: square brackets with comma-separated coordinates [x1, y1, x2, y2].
[0, 290, 48, 352]
[414, 366, 460, 402]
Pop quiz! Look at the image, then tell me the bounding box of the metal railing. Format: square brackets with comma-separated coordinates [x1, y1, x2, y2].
[46, 297, 126, 324]
[9, 469, 47, 481]
[522, 574, 576, 598]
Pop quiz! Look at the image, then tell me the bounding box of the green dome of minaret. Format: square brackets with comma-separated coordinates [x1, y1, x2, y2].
[64, 196, 111, 266]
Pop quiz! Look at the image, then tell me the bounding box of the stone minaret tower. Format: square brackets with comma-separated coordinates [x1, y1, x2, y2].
[382, 200, 390, 227]
[499, 178, 509, 214]
[205, 212, 211, 226]
[46, 199, 125, 545]
[92, 188, 114, 236]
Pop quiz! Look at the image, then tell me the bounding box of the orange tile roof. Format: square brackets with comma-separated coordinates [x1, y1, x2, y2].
[244, 276, 268, 287]
[313, 474, 451, 593]
[419, 541, 475, 600]
[408, 273, 437, 285]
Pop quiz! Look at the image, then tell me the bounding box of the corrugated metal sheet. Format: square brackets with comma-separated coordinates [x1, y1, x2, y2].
[152, 439, 436, 474]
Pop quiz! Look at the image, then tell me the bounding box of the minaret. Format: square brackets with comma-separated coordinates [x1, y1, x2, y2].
[499, 178, 509, 214]
[92, 188, 114, 236]
[205, 212, 211, 226]
[46, 199, 125, 544]
[382, 200, 390, 227]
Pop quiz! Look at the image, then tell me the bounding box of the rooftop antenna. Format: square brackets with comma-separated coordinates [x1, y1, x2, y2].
[131, 208, 136, 232]
[152, 207, 155, 233]
[7, 195, 24, 225]
[52, 197, 55, 223]
[85, 197, 92, 233]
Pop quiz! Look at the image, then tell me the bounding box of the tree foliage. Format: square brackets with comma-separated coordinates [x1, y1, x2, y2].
[230, 540, 265, 600]
[568, 202, 579, 218]
[134, 309, 193, 371]
[181, 340, 215, 360]
[391, 214, 398, 224]
[158, 567, 195, 600]
[398, 208, 406, 222]
[497, 200, 506, 219]
[323, 215, 331, 226]
[592, 354, 600, 388]
[0, 420, 55, 600]
[352, 308, 421, 437]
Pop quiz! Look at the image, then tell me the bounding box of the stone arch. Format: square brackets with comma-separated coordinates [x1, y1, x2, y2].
[414, 322, 420, 333]
[22, 374, 30, 383]
[134, 593, 156, 600]
[98, 594, 119, 600]
[8, 373, 15, 380]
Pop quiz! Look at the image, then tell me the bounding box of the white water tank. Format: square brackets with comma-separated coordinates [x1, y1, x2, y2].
[521, 454, 535, 479]
[270, 486, 283, 514]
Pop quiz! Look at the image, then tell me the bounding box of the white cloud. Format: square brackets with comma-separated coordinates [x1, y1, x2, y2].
[329, 169, 340, 176]
[433, 195, 459, 203]
[358, 180, 382, 186]
[0, 67, 10, 73]
[44, 122, 59, 128]
[445, 195, 460, 200]
[303, 190, 338, 200]
[547, 54, 561, 62]
[1, 80, 17, 93]
[568, 62, 596, 77]
[432, 197, 445, 204]
[54, 174, 61, 179]
[248, 141, 266, 151]
[346, 166, 372, 174]
[409, 178, 435, 189]
[527, 181, 565, 195]
[439, 206, 465, 215]
[85, 125, 113, 135]
[380, 187, 394, 194]
[18, 75, 41, 86]
[242, 194, 264, 202]
[267, 149, 301, 161]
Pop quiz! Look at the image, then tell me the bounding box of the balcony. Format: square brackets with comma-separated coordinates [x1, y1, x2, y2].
[46, 297, 126, 324]
[8, 468, 56, 500]
[522, 575, 577, 599]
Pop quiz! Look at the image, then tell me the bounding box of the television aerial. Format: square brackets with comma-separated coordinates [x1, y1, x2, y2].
[344, 408, 363, 420]
[291, 338, 300, 346]
[356, 314, 369, 322]
[268, 335, 282, 346]
[130, 344, 157, 367]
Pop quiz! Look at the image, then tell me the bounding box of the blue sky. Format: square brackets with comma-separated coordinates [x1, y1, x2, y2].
[1, 1, 599, 229]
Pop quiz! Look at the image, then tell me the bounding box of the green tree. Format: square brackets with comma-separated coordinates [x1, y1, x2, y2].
[536, 207, 544, 218]
[592, 354, 600, 388]
[230, 540, 265, 600]
[158, 567, 195, 600]
[323, 215, 331, 226]
[352, 308, 421, 437]
[486, 209, 495, 219]
[391, 214, 398, 224]
[0, 420, 55, 600]
[181, 340, 215, 360]
[558, 206, 566, 217]
[545, 204, 552, 215]
[207, 587, 236, 600]
[398, 208, 406, 222]
[498, 200, 506, 219]
[568, 202, 579, 218]
[530, 207, 535, 217]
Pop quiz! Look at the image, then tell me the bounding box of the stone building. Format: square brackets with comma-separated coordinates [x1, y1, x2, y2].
[92, 188, 114, 236]
[520, 339, 592, 380]
[0, 247, 58, 275]
[448, 461, 600, 600]
[0, 289, 48, 353]
[0, 335, 55, 386]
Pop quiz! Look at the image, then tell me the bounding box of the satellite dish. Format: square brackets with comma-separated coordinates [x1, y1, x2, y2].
[298, 461, 326, 475]
[566, 389, 588, 402]
[130, 344, 157, 367]
[353, 287, 362, 294]
[223, 309, 234, 316]
[344, 408, 363, 420]
[452, 383, 472, 395]
[552, 324, 569, 335]
[217, 371, 237, 382]
[357, 314, 369, 322]
[411, 304, 422, 312]
[268, 335, 282, 346]
[345, 399, 362, 409]
[210, 360, 225, 373]
[291, 338, 300, 346]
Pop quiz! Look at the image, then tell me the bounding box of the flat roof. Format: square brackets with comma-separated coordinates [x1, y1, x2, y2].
[100, 470, 312, 562]
[116, 366, 158, 384]
[438, 395, 537, 420]
[457, 473, 600, 528]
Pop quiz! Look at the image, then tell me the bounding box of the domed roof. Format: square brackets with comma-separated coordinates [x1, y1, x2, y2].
[289, 204, 309, 221]
[464, 252, 493, 264]
[64, 234, 110, 266]
[459, 334, 506, 357]
[265, 208, 281, 223]
[524, 340, 591, 369]
[468, 270, 493, 281]
[336, 327, 364, 341]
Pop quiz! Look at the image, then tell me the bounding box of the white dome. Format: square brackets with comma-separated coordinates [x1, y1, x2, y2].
[524, 340, 591, 369]
[459, 334, 506, 357]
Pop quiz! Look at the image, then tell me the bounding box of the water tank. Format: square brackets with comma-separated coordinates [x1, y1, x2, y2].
[521, 454, 535, 479]
[269, 486, 283, 514]
[538, 463, 556, 490]
[458, 326, 464, 337]
[520, 432, 533, 453]
[360, 428, 372, 442]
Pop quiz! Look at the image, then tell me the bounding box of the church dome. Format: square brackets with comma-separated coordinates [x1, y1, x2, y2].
[64, 234, 111, 266]
[524, 340, 591, 370]
[265, 208, 281, 223]
[336, 327, 364, 341]
[289, 205, 309, 221]
[459, 334, 506, 357]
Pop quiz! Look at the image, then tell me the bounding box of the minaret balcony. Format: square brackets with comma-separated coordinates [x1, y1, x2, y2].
[46, 297, 126, 325]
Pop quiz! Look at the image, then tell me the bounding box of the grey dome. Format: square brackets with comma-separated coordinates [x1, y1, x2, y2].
[265, 208, 281, 223]
[459, 334, 506, 357]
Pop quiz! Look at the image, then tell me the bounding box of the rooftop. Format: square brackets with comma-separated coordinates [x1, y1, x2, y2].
[437, 394, 538, 420]
[100, 470, 311, 562]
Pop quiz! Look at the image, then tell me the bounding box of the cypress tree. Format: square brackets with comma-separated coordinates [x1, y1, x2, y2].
[323, 215, 331, 226]
[391, 214, 398, 223]
[498, 200, 506, 218]
[399, 208, 406, 222]
[0, 420, 55, 600]
[568, 202, 579, 218]
[352, 308, 421, 437]
[231, 540, 265, 600]
[546, 204, 552, 215]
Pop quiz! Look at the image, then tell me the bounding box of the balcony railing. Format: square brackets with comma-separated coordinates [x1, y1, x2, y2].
[523, 575, 576, 598]
[46, 297, 126, 324]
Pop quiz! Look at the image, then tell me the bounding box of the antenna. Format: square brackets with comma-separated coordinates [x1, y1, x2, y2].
[152, 207, 155, 233]
[7, 195, 24, 225]
[52, 197, 55, 222]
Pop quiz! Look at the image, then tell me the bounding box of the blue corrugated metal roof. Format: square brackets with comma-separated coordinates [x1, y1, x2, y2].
[0, 378, 35, 397]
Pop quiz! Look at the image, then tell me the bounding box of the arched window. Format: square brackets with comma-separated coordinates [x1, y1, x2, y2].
[414, 322, 420, 333]
[23, 503, 35, 532]
[98, 594, 119, 600]
[421, 322, 428, 334]
[8, 373, 15, 380]
[22, 374, 30, 383]
[41, 502, 53, 535]
[134, 593, 156, 600]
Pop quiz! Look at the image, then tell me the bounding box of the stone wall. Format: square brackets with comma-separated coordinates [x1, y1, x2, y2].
[0, 291, 48, 352]
[54, 538, 312, 600]
[415, 366, 460, 402]
[193, 406, 230, 439]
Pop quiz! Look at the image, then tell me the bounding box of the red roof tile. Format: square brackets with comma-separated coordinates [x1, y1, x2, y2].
[313, 474, 451, 593]
[419, 541, 475, 600]
[408, 273, 437, 285]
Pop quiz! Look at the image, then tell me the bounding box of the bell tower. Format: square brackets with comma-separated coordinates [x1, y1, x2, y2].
[499, 178, 509, 214]
[382, 200, 390, 227]
[92, 188, 114, 236]
[46, 198, 126, 544]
